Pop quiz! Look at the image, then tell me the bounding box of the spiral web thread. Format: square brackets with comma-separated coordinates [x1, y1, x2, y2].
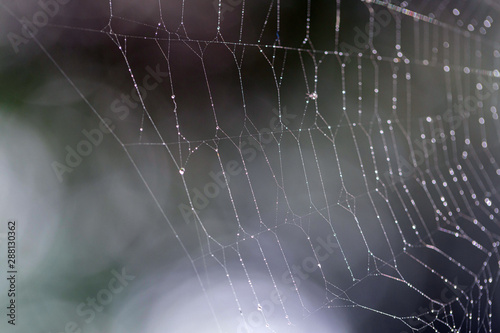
[18, 0, 500, 331]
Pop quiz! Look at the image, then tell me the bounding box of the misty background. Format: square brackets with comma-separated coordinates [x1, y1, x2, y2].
[1, 1, 500, 332]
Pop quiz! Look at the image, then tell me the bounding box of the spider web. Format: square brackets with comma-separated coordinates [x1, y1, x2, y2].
[8, 0, 500, 332]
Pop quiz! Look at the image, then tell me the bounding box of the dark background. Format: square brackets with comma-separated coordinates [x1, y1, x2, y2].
[1, 1, 500, 332]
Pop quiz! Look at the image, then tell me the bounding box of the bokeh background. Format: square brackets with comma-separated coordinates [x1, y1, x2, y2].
[1, 0, 500, 332]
